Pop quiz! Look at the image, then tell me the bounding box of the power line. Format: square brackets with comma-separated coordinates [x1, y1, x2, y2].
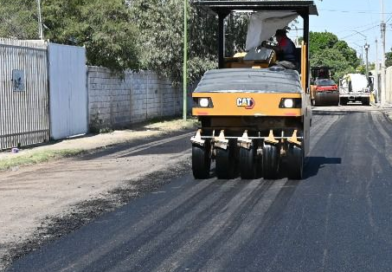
[367, 0, 375, 24]
[319, 9, 392, 15]
[312, 23, 381, 38]
[340, 25, 380, 40]
[333, 21, 380, 34]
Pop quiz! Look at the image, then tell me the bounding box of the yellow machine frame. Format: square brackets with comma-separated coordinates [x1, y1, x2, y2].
[190, 1, 318, 180]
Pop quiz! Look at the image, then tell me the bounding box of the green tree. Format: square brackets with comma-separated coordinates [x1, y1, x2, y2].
[42, 0, 140, 72]
[129, 0, 248, 84]
[0, 0, 248, 82]
[188, 6, 220, 84]
[309, 31, 360, 80]
[129, 0, 186, 82]
[309, 31, 338, 54]
[334, 40, 358, 66]
[188, 7, 248, 83]
[0, 0, 38, 39]
[225, 13, 249, 56]
[386, 51, 392, 68]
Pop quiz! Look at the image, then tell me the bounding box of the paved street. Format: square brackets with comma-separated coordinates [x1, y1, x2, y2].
[6, 105, 392, 272]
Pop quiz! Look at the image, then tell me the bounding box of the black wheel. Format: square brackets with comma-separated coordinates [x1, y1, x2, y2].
[314, 95, 320, 106]
[287, 144, 304, 180]
[239, 145, 257, 179]
[340, 98, 347, 105]
[262, 144, 279, 179]
[216, 142, 237, 179]
[362, 97, 370, 105]
[192, 141, 211, 179]
[332, 93, 340, 106]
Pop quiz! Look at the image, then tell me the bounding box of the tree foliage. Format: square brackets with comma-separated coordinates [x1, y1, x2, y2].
[4, 1, 355, 85]
[42, 0, 140, 72]
[386, 51, 392, 68]
[129, 0, 188, 82]
[129, 1, 248, 84]
[309, 31, 360, 80]
[0, 0, 249, 83]
[0, 0, 38, 39]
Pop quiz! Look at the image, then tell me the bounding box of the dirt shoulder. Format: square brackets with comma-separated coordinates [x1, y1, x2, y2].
[0, 118, 197, 271]
[0, 118, 196, 171]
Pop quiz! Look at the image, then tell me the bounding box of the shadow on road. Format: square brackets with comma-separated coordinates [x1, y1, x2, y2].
[76, 130, 192, 160]
[313, 110, 367, 116]
[304, 156, 342, 179]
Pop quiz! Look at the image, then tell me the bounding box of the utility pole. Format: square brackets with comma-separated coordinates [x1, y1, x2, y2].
[380, 0, 386, 106]
[183, 0, 188, 120]
[353, 43, 364, 64]
[364, 43, 370, 82]
[36, 0, 44, 40]
[353, 31, 367, 65]
[375, 38, 380, 103]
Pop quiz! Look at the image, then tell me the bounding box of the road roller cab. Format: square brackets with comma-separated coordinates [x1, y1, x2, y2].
[190, 1, 318, 180]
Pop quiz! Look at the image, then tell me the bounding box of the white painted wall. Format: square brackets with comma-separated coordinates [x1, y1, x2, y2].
[48, 43, 88, 139]
[386, 67, 392, 104]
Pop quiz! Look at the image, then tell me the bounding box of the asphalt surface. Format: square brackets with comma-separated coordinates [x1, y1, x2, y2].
[7, 106, 392, 272]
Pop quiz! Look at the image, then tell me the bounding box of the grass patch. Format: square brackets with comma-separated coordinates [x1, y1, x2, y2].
[0, 149, 84, 171]
[0, 117, 198, 172]
[145, 118, 198, 131]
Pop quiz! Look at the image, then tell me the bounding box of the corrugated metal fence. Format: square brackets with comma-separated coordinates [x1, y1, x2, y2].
[0, 39, 50, 149]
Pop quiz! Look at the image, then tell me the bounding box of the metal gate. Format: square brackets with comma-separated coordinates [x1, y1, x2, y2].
[0, 39, 50, 150]
[48, 43, 88, 140]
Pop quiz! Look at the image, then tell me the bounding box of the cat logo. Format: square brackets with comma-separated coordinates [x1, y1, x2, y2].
[236, 98, 255, 109]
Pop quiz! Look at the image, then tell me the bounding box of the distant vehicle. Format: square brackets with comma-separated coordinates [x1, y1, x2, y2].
[310, 66, 339, 106]
[339, 73, 371, 105]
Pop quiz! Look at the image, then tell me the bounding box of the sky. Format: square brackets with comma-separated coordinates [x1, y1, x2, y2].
[308, 0, 392, 64]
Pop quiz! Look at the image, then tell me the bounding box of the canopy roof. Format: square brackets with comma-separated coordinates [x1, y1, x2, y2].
[193, 1, 318, 16]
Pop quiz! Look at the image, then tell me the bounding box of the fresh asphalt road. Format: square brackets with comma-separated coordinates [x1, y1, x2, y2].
[7, 106, 392, 272]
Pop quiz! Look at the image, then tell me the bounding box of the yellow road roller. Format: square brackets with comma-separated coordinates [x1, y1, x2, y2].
[191, 1, 318, 180]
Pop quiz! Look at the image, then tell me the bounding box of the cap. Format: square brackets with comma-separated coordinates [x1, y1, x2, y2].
[275, 29, 287, 36]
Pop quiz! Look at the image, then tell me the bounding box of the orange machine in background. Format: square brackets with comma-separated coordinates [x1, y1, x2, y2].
[310, 66, 339, 106]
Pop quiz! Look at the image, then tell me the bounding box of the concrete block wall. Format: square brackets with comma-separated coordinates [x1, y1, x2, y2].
[88, 66, 183, 130]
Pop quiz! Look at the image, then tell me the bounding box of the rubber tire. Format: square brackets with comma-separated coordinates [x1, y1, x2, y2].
[192, 142, 211, 179]
[216, 144, 237, 179]
[262, 144, 279, 179]
[314, 95, 320, 106]
[239, 146, 257, 179]
[340, 98, 347, 106]
[333, 94, 340, 106]
[362, 97, 370, 106]
[287, 144, 304, 180]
